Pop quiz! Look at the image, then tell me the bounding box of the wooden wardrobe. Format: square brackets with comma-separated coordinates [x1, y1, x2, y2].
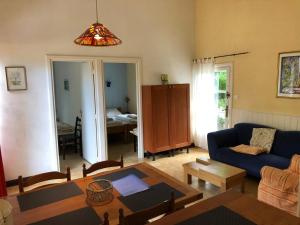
[142, 84, 190, 160]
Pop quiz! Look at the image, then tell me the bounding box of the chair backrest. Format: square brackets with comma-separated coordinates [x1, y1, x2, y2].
[18, 167, 71, 193]
[82, 155, 124, 178]
[119, 192, 175, 225]
[174, 193, 203, 210]
[103, 212, 109, 225]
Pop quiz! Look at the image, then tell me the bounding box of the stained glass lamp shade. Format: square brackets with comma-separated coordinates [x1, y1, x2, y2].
[74, 22, 122, 47]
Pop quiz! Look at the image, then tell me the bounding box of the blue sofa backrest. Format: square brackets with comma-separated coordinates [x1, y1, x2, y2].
[234, 123, 300, 159]
[272, 131, 300, 159]
[234, 123, 271, 145]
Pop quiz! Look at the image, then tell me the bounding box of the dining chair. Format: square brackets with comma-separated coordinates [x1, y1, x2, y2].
[118, 192, 175, 225]
[82, 155, 124, 177]
[18, 167, 71, 193]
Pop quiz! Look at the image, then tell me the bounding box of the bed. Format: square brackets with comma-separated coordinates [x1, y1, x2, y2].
[106, 108, 137, 142]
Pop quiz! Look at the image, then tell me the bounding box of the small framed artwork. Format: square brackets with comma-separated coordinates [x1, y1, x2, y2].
[278, 52, 300, 98]
[64, 79, 70, 91]
[5, 66, 27, 91]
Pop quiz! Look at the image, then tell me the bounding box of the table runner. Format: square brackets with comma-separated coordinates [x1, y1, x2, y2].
[28, 207, 102, 225]
[175, 206, 257, 225]
[94, 167, 147, 182]
[17, 182, 83, 211]
[119, 182, 184, 212]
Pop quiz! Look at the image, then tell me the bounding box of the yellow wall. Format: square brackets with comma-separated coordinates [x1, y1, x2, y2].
[196, 0, 300, 116]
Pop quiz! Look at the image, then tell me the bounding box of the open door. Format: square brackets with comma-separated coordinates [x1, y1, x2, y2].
[81, 62, 98, 164]
[214, 64, 232, 130]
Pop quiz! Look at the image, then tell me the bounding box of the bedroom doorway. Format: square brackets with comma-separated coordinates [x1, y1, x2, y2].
[49, 58, 99, 174]
[103, 62, 139, 162]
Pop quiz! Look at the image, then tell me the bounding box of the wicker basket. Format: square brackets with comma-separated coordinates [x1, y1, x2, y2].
[86, 179, 113, 206]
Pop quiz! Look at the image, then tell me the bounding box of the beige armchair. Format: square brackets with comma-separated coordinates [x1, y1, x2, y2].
[258, 154, 300, 216]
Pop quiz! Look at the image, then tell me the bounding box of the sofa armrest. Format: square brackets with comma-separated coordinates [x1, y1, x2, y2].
[258, 166, 299, 216]
[207, 128, 238, 160]
[288, 154, 300, 175]
[260, 166, 299, 193]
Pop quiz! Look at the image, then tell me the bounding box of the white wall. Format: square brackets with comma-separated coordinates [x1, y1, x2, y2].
[53, 62, 83, 125]
[104, 63, 128, 111]
[127, 64, 137, 114]
[0, 0, 195, 180]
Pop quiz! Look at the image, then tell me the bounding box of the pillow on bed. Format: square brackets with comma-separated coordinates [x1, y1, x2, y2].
[107, 108, 122, 118]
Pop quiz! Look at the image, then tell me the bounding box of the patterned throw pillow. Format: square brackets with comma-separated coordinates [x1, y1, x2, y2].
[250, 128, 276, 153]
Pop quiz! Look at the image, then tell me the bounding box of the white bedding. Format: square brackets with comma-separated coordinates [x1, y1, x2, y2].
[106, 108, 137, 126]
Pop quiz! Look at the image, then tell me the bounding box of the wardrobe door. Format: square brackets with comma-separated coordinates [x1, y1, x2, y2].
[151, 85, 171, 152]
[169, 84, 190, 148]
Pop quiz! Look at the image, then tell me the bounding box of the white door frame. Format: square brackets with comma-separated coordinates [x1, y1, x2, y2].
[46, 55, 143, 171]
[100, 57, 144, 160]
[46, 55, 100, 171]
[214, 63, 233, 128]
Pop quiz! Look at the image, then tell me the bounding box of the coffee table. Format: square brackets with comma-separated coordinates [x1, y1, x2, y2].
[183, 157, 246, 192]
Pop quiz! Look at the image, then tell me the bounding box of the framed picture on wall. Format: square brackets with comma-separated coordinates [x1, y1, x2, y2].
[5, 66, 27, 91]
[278, 52, 300, 98]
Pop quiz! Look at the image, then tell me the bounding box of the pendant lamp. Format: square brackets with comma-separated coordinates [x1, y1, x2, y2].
[74, 0, 122, 47]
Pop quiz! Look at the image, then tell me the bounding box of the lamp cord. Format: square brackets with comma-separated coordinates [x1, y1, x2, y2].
[95, 0, 99, 23]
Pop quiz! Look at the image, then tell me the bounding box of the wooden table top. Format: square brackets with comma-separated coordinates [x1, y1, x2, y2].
[7, 163, 200, 225]
[183, 158, 246, 180]
[150, 190, 300, 225]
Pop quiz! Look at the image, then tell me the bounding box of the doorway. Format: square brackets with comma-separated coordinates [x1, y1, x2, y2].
[47, 56, 143, 174]
[214, 64, 233, 130]
[51, 60, 98, 173]
[103, 62, 139, 162]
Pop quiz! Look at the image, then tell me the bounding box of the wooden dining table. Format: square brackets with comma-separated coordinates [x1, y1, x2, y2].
[6, 163, 201, 225]
[150, 190, 300, 225]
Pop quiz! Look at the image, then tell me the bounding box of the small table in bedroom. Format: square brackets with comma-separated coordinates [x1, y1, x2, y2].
[57, 122, 75, 160]
[129, 128, 138, 152]
[183, 157, 246, 193]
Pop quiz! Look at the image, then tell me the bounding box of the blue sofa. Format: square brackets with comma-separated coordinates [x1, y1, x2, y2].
[207, 123, 300, 178]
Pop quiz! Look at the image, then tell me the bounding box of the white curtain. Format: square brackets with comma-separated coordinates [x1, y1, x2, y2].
[191, 58, 218, 149]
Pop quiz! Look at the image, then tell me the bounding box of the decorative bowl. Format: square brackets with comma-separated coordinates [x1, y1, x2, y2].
[86, 179, 113, 206]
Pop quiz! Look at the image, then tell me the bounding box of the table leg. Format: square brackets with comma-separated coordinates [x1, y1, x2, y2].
[185, 173, 192, 185]
[133, 135, 137, 152]
[220, 183, 227, 192]
[241, 179, 245, 193]
[62, 137, 66, 160]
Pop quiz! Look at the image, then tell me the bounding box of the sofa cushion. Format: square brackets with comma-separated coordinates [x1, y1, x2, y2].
[234, 123, 271, 145]
[272, 131, 300, 159]
[257, 154, 290, 170]
[231, 144, 266, 155]
[215, 147, 266, 177]
[215, 147, 290, 178]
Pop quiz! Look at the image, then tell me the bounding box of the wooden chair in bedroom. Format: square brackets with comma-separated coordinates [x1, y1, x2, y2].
[18, 167, 71, 193]
[82, 155, 124, 177]
[61, 116, 82, 160]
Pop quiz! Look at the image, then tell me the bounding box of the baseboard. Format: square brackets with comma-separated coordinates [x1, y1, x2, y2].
[6, 178, 19, 187]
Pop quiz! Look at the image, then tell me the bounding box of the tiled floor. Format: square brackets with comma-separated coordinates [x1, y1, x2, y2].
[8, 143, 259, 200]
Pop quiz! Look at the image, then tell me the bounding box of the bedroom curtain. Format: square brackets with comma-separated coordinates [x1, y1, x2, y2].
[191, 58, 218, 149]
